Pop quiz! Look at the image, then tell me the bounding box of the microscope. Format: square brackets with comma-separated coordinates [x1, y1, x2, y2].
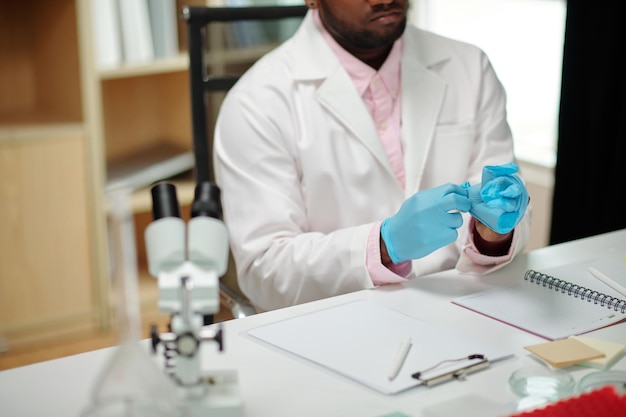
[144, 180, 243, 416]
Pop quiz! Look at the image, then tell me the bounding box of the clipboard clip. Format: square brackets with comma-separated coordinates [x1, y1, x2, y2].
[411, 354, 490, 387]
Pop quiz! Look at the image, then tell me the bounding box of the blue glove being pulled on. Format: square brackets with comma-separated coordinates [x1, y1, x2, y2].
[381, 183, 472, 264]
[462, 163, 529, 234]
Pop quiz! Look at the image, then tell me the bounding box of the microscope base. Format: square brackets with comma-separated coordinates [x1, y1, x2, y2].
[181, 369, 243, 417]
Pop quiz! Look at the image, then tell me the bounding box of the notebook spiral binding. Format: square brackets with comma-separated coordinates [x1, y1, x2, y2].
[524, 270, 626, 314]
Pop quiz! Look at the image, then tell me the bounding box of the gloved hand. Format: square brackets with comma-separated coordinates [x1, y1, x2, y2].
[462, 163, 529, 234]
[381, 183, 472, 264]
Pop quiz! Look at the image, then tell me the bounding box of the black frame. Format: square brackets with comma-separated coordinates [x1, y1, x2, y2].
[183, 5, 308, 184]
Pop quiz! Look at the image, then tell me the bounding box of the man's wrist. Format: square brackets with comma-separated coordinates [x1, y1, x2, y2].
[473, 222, 513, 256]
[380, 234, 394, 266]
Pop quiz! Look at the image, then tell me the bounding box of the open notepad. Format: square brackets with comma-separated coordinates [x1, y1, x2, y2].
[247, 300, 513, 395]
[453, 258, 626, 340]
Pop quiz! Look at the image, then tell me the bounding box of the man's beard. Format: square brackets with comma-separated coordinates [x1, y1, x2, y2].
[341, 20, 407, 49]
[323, 4, 407, 49]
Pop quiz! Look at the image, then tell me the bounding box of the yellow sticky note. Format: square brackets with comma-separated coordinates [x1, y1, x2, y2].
[570, 336, 626, 369]
[524, 338, 605, 368]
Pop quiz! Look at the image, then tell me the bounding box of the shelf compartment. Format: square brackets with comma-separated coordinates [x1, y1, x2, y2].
[101, 71, 192, 163]
[0, 0, 82, 126]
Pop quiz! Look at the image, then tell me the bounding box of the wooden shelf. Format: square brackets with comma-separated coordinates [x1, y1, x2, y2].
[98, 54, 189, 80]
[0, 123, 85, 143]
[104, 173, 196, 214]
[130, 176, 196, 214]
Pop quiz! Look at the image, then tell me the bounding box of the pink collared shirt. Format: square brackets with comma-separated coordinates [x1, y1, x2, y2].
[313, 12, 411, 284]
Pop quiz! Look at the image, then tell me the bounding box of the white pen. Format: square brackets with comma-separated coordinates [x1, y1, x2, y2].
[589, 267, 626, 298]
[388, 337, 412, 381]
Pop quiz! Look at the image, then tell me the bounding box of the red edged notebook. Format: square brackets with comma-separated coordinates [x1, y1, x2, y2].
[509, 386, 626, 417]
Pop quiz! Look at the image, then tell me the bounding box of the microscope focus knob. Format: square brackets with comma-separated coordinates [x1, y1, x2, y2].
[214, 326, 224, 352]
[176, 331, 200, 358]
[150, 324, 160, 353]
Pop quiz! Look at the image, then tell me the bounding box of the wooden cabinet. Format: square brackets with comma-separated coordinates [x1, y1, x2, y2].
[0, 0, 108, 350]
[0, 0, 297, 352]
[0, 0, 196, 350]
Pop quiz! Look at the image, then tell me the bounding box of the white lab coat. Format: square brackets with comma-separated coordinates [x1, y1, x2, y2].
[214, 11, 531, 311]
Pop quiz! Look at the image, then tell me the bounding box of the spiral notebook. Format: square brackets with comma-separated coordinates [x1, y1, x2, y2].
[453, 258, 626, 340]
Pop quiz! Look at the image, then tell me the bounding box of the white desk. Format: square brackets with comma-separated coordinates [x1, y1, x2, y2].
[2, 229, 625, 417]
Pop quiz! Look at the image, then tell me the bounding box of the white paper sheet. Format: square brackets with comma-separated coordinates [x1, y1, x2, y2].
[247, 300, 513, 394]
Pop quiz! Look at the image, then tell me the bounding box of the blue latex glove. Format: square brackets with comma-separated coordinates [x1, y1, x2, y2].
[462, 163, 529, 234]
[381, 183, 472, 264]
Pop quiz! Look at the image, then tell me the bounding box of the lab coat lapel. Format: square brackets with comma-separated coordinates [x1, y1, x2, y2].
[291, 13, 396, 179]
[401, 35, 447, 195]
[316, 73, 394, 176]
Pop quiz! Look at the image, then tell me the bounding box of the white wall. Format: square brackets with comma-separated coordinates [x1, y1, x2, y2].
[519, 160, 553, 251]
[412, 0, 565, 169]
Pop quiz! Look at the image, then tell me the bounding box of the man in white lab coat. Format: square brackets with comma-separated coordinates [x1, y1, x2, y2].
[214, 0, 531, 311]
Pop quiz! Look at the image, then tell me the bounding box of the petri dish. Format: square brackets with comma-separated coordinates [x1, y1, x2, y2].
[509, 366, 575, 401]
[577, 370, 626, 394]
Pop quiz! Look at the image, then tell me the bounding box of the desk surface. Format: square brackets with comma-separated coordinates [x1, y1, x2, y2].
[2, 229, 626, 417]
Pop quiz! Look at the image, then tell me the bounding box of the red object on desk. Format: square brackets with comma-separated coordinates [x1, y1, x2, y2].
[509, 386, 626, 416]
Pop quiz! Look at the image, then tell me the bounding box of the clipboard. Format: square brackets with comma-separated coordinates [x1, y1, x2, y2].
[246, 300, 513, 394]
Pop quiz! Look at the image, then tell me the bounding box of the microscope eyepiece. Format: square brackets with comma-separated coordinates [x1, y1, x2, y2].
[191, 181, 223, 219]
[151, 182, 181, 220]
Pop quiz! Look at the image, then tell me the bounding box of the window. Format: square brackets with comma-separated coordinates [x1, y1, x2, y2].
[411, 0, 566, 167]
